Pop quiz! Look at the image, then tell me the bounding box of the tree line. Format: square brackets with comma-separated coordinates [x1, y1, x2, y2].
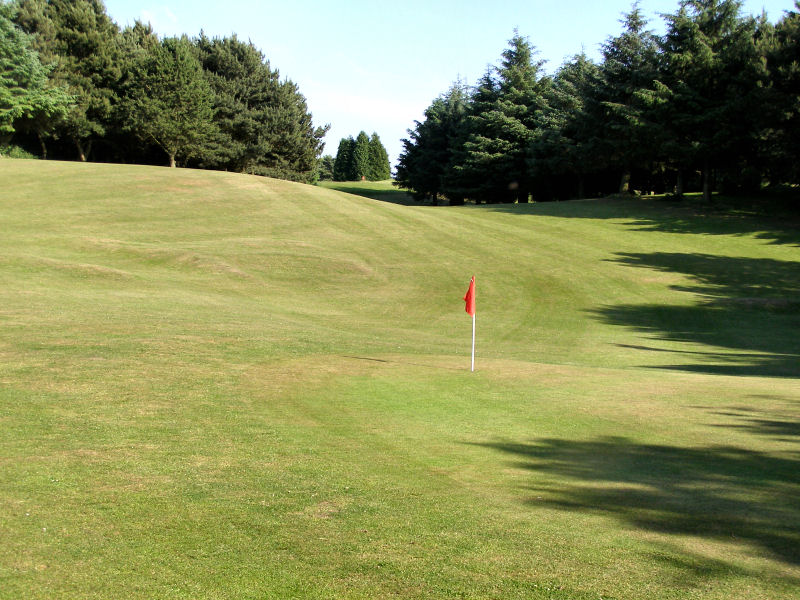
[395, 0, 800, 204]
[0, 0, 328, 183]
[317, 131, 391, 181]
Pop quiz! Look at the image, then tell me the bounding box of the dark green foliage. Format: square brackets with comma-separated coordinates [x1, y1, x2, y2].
[333, 130, 391, 181]
[7, 3, 326, 181]
[352, 130, 370, 180]
[597, 6, 660, 193]
[395, 81, 468, 203]
[527, 53, 604, 199]
[318, 154, 334, 181]
[195, 34, 327, 183]
[120, 35, 215, 168]
[14, 0, 120, 161]
[0, 1, 70, 150]
[333, 136, 355, 181]
[447, 33, 549, 203]
[654, 0, 768, 199]
[367, 132, 391, 180]
[400, 3, 800, 205]
[761, 2, 800, 184]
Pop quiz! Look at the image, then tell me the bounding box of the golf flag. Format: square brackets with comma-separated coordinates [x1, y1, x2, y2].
[463, 276, 476, 371]
[463, 276, 476, 317]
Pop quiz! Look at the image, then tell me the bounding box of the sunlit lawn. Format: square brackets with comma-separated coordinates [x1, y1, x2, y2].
[1, 160, 799, 599]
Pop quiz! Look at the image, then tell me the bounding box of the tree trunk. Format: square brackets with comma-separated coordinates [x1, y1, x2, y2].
[702, 158, 712, 203]
[619, 171, 631, 194]
[169, 153, 176, 168]
[74, 138, 92, 162]
[75, 138, 86, 162]
[676, 170, 684, 196]
[37, 131, 48, 160]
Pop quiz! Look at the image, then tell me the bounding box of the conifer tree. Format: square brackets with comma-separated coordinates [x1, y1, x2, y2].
[14, 0, 120, 161]
[121, 35, 214, 167]
[448, 33, 548, 203]
[333, 136, 355, 181]
[762, 2, 800, 184]
[193, 34, 327, 182]
[654, 0, 766, 199]
[367, 132, 391, 180]
[597, 6, 660, 193]
[527, 53, 604, 199]
[0, 1, 70, 152]
[396, 81, 468, 202]
[352, 130, 370, 179]
[318, 154, 334, 180]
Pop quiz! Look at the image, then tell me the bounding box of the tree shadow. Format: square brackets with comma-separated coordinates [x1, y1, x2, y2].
[590, 253, 800, 377]
[478, 197, 800, 246]
[321, 183, 418, 205]
[472, 436, 800, 569]
[697, 404, 800, 443]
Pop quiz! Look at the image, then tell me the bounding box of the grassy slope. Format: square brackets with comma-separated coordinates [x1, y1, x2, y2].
[317, 179, 418, 205]
[1, 160, 799, 599]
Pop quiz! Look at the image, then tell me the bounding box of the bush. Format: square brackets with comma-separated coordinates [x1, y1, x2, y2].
[0, 145, 38, 159]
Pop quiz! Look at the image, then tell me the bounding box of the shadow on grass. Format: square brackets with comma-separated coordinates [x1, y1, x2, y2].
[473, 436, 800, 568]
[701, 404, 800, 443]
[321, 183, 418, 205]
[479, 197, 800, 246]
[591, 253, 800, 377]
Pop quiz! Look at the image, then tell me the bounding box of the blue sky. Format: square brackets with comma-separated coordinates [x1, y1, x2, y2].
[103, 0, 796, 167]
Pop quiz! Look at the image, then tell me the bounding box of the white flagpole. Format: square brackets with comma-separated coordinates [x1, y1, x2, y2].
[471, 313, 476, 372]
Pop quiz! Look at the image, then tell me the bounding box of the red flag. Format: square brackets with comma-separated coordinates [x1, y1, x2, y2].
[463, 276, 475, 317]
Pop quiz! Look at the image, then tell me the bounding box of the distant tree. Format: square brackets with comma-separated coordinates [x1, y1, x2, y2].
[0, 1, 70, 154]
[367, 132, 390, 180]
[528, 53, 604, 199]
[120, 35, 214, 167]
[333, 130, 391, 181]
[333, 136, 355, 181]
[14, 0, 120, 162]
[352, 130, 370, 179]
[318, 154, 334, 180]
[654, 0, 767, 200]
[396, 81, 468, 202]
[597, 5, 660, 193]
[448, 33, 549, 203]
[762, 2, 800, 184]
[194, 34, 327, 182]
[261, 78, 328, 182]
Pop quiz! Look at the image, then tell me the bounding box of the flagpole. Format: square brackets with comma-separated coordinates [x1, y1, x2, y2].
[463, 275, 476, 372]
[471, 313, 476, 372]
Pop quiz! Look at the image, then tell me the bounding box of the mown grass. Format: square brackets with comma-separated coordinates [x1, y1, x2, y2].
[318, 179, 417, 205]
[1, 160, 799, 599]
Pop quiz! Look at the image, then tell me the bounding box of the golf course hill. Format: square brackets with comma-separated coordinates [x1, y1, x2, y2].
[2, 159, 799, 599]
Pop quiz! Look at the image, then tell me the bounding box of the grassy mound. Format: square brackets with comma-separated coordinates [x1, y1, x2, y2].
[1, 160, 799, 599]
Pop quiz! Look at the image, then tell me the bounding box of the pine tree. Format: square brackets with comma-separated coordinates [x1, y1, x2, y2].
[192, 34, 327, 182]
[15, 0, 120, 162]
[448, 33, 548, 203]
[396, 81, 468, 203]
[121, 35, 214, 167]
[655, 0, 767, 199]
[318, 154, 334, 180]
[597, 5, 660, 193]
[367, 132, 390, 180]
[762, 2, 800, 184]
[527, 53, 604, 199]
[333, 136, 355, 181]
[0, 1, 70, 153]
[352, 130, 370, 180]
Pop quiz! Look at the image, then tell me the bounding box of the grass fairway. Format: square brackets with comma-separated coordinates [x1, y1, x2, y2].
[1, 160, 799, 599]
[318, 179, 417, 205]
